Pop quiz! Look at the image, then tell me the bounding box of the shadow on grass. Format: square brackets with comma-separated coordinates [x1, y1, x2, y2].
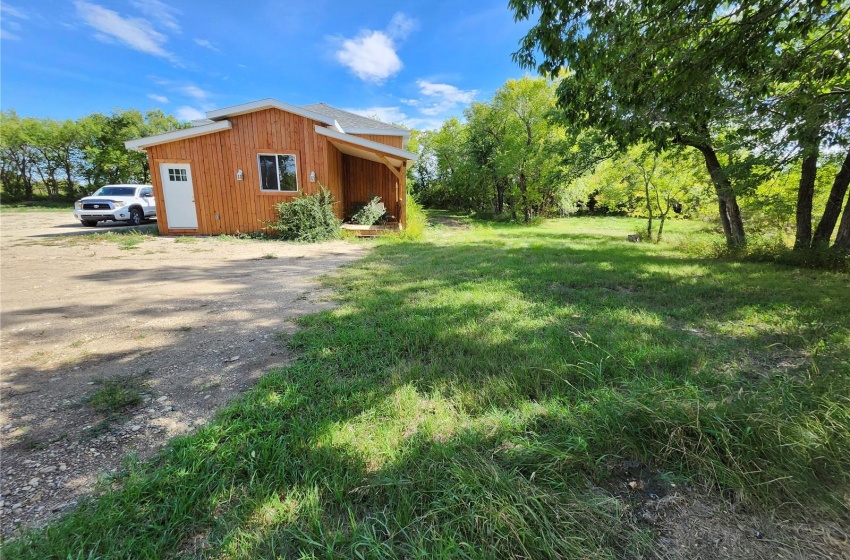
[6, 224, 850, 558]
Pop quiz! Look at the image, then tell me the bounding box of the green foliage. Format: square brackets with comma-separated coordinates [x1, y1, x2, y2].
[6, 218, 848, 558]
[685, 232, 850, 272]
[509, 0, 850, 250]
[266, 187, 341, 242]
[84, 375, 150, 414]
[579, 144, 712, 241]
[392, 194, 427, 241]
[351, 196, 385, 225]
[1, 108, 186, 201]
[411, 77, 588, 222]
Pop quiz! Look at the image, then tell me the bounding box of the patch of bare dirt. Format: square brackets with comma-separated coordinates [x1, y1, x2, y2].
[429, 215, 471, 229]
[0, 212, 368, 537]
[600, 460, 850, 559]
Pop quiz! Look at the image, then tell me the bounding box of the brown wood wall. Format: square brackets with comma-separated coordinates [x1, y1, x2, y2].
[352, 134, 404, 149]
[343, 156, 402, 220]
[146, 109, 405, 234]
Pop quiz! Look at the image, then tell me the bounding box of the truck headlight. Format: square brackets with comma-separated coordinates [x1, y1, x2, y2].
[112, 200, 129, 208]
[74, 200, 82, 209]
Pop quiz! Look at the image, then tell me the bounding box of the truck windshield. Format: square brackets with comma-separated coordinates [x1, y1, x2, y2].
[92, 187, 137, 197]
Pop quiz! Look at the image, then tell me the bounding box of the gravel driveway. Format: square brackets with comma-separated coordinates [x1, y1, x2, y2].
[0, 211, 367, 537]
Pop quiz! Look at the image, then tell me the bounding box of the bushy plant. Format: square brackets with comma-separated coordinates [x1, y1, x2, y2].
[400, 195, 426, 240]
[351, 196, 385, 226]
[266, 187, 341, 242]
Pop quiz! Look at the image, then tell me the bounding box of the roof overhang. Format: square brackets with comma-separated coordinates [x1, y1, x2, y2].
[314, 126, 417, 166]
[206, 98, 338, 125]
[125, 120, 232, 151]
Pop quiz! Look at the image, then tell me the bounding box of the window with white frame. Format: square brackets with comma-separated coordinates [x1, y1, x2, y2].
[258, 154, 298, 192]
[167, 168, 188, 182]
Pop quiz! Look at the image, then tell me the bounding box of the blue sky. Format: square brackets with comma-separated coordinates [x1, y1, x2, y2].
[1, 0, 535, 130]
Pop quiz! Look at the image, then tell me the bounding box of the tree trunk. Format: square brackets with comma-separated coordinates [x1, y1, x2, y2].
[833, 190, 850, 252]
[695, 144, 746, 248]
[644, 180, 653, 238]
[519, 171, 530, 223]
[64, 162, 75, 197]
[812, 147, 850, 248]
[657, 212, 668, 242]
[495, 177, 505, 214]
[794, 146, 819, 250]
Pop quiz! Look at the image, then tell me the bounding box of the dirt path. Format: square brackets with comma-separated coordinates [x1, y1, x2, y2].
[0, 212, 368, 537]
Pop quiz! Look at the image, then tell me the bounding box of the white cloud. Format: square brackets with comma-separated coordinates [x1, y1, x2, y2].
[405, 118, 443, 131]
[336, 31, 401, 84]
[1, 3, 27, 41]
[334, 13, 416, 84]
[75, 1, 176, 61]
[414, 80, 478, 115]
[387, 12, 416, 40]
[175, 106, 206, 121]
[345, 106, 441, 131]
[194, 38, 219, 52]
[178, 85, 211, 100]
[131, 0, 180, 32]
[147, 93, 169, 103]
[0, 4, 28, 19]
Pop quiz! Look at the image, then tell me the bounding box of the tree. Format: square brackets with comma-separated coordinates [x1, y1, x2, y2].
[1, 108, 185, 201]
[78, 109, 184, 188]
[465, 101, 509, 214]
[491, 78, 559, 222]
[0, 111, 36, 200]
[588, 145, 706, 241]
[510, 0, 850, 250]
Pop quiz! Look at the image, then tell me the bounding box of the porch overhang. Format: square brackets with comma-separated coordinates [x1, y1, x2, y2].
[314, 125, 416, 181]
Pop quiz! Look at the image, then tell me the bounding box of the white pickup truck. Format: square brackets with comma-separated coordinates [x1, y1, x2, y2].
[73, 184, 156, 227]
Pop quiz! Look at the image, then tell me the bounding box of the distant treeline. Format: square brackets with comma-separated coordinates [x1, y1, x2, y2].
[0, 109, 186, 201]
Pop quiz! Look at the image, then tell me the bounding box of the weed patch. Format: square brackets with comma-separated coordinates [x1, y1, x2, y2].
[84, 374, 150, 414]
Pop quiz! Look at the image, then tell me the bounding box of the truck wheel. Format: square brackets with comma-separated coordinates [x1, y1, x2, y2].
[81, 220, 97, 227]
[127, 208, 143, 226]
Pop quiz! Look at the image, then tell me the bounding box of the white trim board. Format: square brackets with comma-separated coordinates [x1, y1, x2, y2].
[125, 120, 232, 151]
[205, 98, 338, 125]
[314, 126, 417, 162]
[344, 128, 410, 137]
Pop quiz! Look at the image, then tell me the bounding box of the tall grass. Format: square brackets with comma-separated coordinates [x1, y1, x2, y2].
[5, 215, 849, 558]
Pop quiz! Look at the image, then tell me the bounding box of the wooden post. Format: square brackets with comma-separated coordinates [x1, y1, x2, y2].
[400, 162, 407, 228]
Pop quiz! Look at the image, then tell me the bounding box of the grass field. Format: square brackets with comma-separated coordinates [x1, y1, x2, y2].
[5, 214, 849, 558]
[0, 201, 74, 212]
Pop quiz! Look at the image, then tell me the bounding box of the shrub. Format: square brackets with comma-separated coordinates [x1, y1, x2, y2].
[266, 187, 341, 242]
[351, 196, 385, 225]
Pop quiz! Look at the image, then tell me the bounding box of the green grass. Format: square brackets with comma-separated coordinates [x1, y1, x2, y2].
[4, 215, 849, 558]
[0, 201, 74, 212]
[77, 374, 152, 439]
[84, 375, 150, 414]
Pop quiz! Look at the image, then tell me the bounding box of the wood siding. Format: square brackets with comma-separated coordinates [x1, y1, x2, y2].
[146, 108, 404, 234]
[342, 156, 403, 221]
[351, 134, 404, 149]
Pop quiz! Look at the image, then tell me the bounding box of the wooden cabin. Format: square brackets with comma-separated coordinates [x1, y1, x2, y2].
[125, 99, 416, 235]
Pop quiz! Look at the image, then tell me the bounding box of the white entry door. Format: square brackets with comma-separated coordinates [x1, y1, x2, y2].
[159, 163, 198, 229]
